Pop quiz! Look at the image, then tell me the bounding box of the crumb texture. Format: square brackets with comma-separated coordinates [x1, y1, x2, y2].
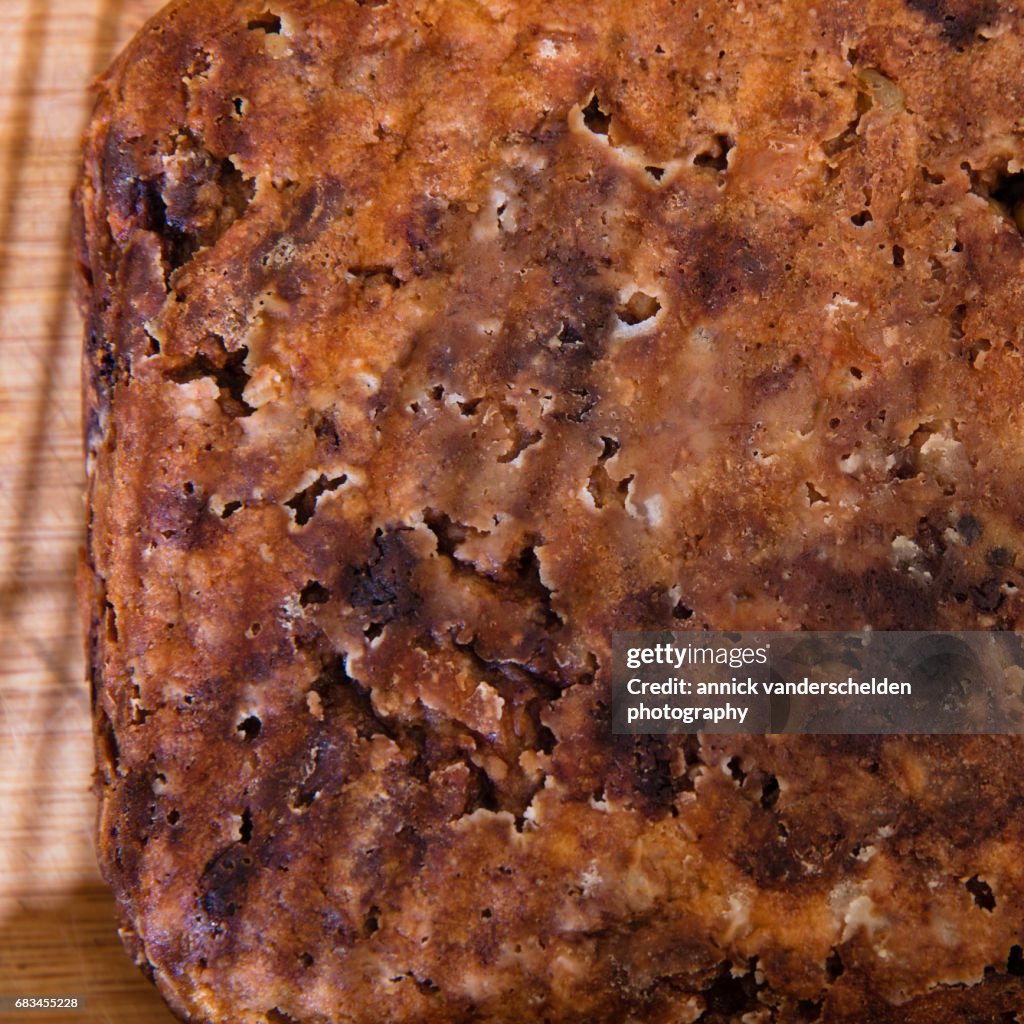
[77, 0, 1024, 1021]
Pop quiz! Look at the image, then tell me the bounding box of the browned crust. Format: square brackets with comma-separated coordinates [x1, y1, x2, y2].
[77, 1, 1024, 1021]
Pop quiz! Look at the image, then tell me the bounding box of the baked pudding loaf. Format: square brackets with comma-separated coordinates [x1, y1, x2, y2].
[77, 0, 1024, 1020]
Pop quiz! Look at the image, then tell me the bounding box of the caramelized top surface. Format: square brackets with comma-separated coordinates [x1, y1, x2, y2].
[77, 1, 1024, 1019]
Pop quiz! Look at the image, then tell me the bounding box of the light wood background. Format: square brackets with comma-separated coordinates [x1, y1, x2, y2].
[0, 0, 179, 1020]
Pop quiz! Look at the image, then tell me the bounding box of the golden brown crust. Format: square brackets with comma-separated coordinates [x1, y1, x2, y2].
[77, 0, 1024, 1020]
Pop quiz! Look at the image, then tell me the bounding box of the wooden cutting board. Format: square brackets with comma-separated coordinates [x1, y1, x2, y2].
[0, 1, 179, 1020]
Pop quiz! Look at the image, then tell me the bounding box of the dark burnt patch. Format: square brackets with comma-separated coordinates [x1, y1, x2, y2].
[956, 513, 982, 545]
[147, 482, 220, 551]
[112, 770, 160, 882]
[286, 733, 336, 810]
[85, 325, 122, 434]
[617, 583, 680, 630]
[286, 177, 348, 244]
[530, 256, 617, 374]
[604, 735, 695, 819]
[93, 326, 117, 387]
[403, 196, 456, 277]
[751, 354, 801, 399]
[688, 224, 775, 315]
[912, 515, 948, 565]
[904, 0, 999, 46]
[868, 561, 954, 622]
[784, 553, 940, 629]
[732, 810, 833, 887]
[340, 528, 423, 630]
[987, 546, 1014, 568]
[199, 840, 258, 930]
[101, 130, 150, 242]
[867, 738, 1024, 850]
[265, 1009, 299, 1024]
[969, 576, 1003, 613]
[544, 316, 606, 369]
[992, 171, 1024, 229]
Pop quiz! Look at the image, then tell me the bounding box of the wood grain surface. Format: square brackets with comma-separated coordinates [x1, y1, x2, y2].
[0, 1, 177, 1020]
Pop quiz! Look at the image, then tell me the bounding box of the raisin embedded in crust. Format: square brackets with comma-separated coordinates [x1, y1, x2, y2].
[76, 1, 1024, 1021]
